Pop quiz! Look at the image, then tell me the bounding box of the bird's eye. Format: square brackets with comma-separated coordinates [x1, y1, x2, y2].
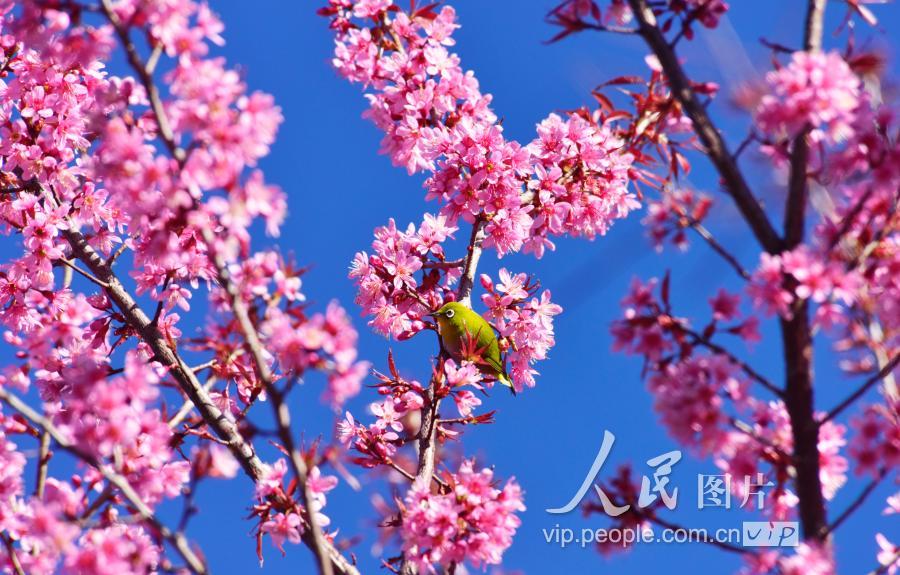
[445, 309, 455, 318]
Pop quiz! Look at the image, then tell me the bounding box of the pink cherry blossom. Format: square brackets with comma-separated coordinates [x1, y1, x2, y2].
[876, 533, 900, 575]
[261, 512, 304, 554]
[778, 542, 835, 575]
[757, 51, 860, 143]
[848, 405, 899, 477]
[481, 270, 563, 391]
[401, 460, 524, 573]
[63, 525, 160, 575]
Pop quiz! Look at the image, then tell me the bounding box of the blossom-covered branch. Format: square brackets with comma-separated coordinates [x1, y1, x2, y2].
[548, 0, 899, 571]
[0, 386, 208, 575]
[0, 1, 365, 573]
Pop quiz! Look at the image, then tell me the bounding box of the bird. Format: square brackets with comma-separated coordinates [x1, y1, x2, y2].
[429, 301, 515, 393]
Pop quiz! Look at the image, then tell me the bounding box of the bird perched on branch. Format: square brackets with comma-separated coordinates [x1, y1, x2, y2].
[429, 301, 514, 393]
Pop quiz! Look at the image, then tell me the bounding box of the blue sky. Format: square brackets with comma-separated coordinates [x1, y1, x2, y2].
[6, 1, 900, 574]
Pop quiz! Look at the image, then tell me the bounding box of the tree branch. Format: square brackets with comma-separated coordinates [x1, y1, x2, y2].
[456, 219, 487, 307]
[200, 226, 336, 575]
[626, 0, 783, 254]
[1, 534, 25, 575]
[34, 430, 51, 498]
[59, 223, 360, 575]
[63, 225, 267, 477]
[779, 0, 829, 544]
[400, 219, 487, 575]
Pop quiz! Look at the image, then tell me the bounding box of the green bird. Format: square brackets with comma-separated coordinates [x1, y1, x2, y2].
[429, 301, 515, 393]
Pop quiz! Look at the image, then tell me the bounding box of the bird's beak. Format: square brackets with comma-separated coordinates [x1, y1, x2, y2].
[426, 311, 439, 318]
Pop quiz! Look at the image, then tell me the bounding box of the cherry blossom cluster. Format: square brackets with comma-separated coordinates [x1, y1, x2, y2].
[756, 50, 861, 144]
[647, 354, 744, 454]
[323, 0, 637, 257]
[480, 269, 563, 391]
[255, 460, 339, 554]
[610, 276, 855, 518]
[525, 113, 639, 258]
[336, 354, 495, 470]
[400, 460, 524, 573]
[747, 246, 861, 327]
[328, 0, 580, 389]
[332, 349, 525, 572]
[612, 277, 759, 362]
[847, 404, 899, 478]
[349, 215, 459, 339]
[48, 352, 191, 505]
[336, 363, 425, 468]
[717, 399, 849, 513]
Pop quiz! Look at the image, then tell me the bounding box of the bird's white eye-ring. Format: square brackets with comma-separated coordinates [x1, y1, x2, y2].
[445, 309, 455, 318]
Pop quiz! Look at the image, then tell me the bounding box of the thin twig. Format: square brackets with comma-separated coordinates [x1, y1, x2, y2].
[828, 185, 876, 251]
[422, 258, 465, 270]
[108, 240, 130, 265]
[675, 324, 782, 396]
[732, 131, 758, 161]
[825, 469, 886, 535]
[688, 219, 751, 280]
[168, 376, 218, 429]
[1, 534, 25, 575]
[387, 460, 449, 492]
[80, 485, 115, 523]
[820, 353, 900, 424]
[35, 430, 51, 498]
[58, 258, 110, 288]
[580, 22, 639, 35]
[729, 417, 789, 458]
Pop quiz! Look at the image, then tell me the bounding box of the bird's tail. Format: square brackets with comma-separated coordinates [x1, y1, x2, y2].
[497, 371, 516, 395]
